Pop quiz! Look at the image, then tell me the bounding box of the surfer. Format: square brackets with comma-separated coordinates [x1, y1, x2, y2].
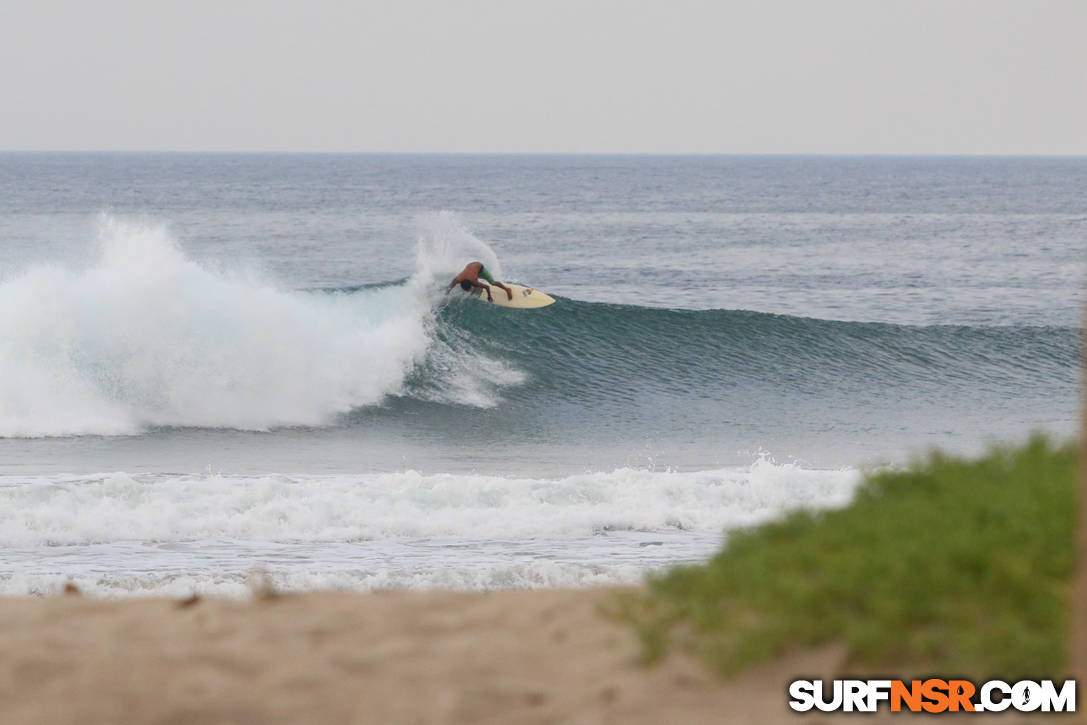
[445, 262, 513, 302]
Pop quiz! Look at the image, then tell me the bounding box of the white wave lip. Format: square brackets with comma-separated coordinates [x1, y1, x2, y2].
[0, 214, 517, 437]
[0, 461, 861, 547]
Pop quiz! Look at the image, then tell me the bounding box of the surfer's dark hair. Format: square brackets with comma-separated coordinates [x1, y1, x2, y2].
[460, 280, 472, 291]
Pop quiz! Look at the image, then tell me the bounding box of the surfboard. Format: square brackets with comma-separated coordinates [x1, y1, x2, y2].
[472, 283, 555, 309]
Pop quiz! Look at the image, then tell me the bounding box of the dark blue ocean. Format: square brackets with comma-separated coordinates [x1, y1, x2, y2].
[0, 154, 1081, 596]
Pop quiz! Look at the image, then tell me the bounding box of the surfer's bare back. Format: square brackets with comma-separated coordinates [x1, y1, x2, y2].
[445, 262, 513, 302]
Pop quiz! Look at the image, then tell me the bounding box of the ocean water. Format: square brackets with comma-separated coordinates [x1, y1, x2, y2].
[0, 153, 1081, 596]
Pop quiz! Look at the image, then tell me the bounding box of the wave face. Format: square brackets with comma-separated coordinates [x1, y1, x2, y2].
[433, 296, 1077, 402]
[0, 215, 1077, 443]
[416, 292, 1078, 456]
[0, 461, 860, 596]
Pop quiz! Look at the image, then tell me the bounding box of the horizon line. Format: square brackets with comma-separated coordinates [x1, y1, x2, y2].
[3, 149, 1087, 159]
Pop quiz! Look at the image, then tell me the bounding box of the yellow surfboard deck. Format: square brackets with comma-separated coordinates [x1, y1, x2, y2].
[473, 283, 556, 309]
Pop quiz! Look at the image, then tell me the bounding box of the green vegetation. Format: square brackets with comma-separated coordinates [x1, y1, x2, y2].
[616, 436, 1079, 679]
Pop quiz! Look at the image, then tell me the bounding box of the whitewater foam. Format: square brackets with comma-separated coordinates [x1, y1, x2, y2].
[0, 461, 859, 547]
[0, 461, 861, 597]
[0, 214, 521, 437]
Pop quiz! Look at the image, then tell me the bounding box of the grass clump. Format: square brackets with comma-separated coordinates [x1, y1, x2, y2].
[617, 436, 1078, 679]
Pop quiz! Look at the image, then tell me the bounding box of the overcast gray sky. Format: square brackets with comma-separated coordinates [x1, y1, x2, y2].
[2, 0, 1084, 154]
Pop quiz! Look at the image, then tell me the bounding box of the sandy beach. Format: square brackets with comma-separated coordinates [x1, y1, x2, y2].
[3, 587, 1069, 724]
[0, 587, 850, 725]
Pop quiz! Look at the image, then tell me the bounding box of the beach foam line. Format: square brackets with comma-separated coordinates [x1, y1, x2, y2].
[0, 561, 654, 598]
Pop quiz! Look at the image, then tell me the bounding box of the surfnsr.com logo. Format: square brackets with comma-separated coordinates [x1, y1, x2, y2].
[788, 679, 1076, 713]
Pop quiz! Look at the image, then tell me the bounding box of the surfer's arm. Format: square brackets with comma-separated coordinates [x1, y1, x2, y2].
[470, 279, 494, 300]
[445, 277, 469, 295]
[445, 277, 493, 301]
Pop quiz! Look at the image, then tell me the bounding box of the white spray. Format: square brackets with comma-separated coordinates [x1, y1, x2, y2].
[0, 213, 519, 437]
